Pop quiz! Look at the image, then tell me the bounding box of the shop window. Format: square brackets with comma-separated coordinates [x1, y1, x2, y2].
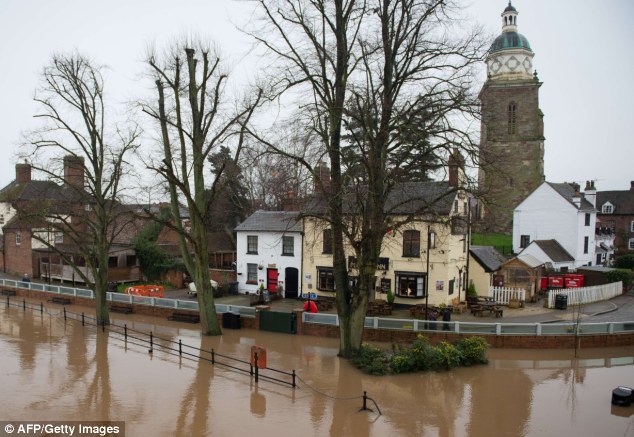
[317, 267, 335, 291]
[396, 273, 426, 298]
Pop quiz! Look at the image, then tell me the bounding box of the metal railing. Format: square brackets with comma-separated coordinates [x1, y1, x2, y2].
[302, 311, 634, 336]
[2, 279, 256, 318]
[3, 296, 296, 388]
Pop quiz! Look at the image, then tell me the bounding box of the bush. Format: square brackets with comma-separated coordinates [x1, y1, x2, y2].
[467, 283, 477, 297]
[606, 269, 633, 289]
[353, 335, 489, 375]
[351, 344, 391, 375]
[614, 254, 634, 269]
[456, 337, 489, 366]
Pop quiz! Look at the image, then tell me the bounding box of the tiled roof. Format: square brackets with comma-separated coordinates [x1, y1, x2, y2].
[596, 189, 634, 215]
[533, 239, 575, 262]
[469, 245, 507, 272]
[546, 182, 596, 212]
[304, 181, 456, 216]
[235, 211, 302, 233]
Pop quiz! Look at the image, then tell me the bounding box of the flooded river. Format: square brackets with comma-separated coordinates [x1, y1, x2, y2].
[1, 302, 633, 437]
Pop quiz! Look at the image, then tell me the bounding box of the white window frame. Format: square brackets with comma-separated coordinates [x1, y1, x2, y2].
[630, 221, 634, 233]
[602, 203, 613, 214]
[629, 239, 634, 251]
[15, 231, 21, 246]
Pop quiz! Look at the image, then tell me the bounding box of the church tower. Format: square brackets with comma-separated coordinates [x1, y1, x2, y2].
[478, 2, 545, 233]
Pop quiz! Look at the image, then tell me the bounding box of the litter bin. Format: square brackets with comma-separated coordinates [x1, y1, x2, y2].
[223, 312, 241, 329]
[555, 294, 568, 310]
[229, 282, 239, 295]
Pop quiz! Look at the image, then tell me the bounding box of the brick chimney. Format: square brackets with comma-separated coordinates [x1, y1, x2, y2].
[630, 181, 634, 191]
[283, 191, 298, 211]
[15, 163, 31, 184]
[64, 155, 85, 188]
[314, 161, 331, 194]
[448, 148, 465, 188]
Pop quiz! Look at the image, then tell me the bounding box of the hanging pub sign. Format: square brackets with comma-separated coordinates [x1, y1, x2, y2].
[348, 256, 390, 271]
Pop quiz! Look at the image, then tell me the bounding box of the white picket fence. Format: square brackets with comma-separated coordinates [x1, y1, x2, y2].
[488, 286, 526, 305]
[547, 282, 623, 309]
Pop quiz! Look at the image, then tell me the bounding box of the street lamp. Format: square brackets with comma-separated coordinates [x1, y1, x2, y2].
[425, 226, 434, 321]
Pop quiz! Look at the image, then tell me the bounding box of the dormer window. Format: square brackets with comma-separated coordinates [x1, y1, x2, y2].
[602, 203, 614, 214]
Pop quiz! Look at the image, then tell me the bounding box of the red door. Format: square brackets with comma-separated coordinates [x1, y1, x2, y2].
[267, 269, 279, 293]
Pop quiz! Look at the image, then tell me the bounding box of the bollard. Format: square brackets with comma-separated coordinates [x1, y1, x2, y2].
[211, 349, 215, 365]
[23, 299, 26, 310]
[254, 352, 259, 383]
[179, 339, 182, 356]
[40, 302, 43, 313]
[292, 370, 296, 388]
[149, 331, 153, 353]
[63, 307, 67, 321]
[362, 391, 368, 411]
[82, 312, 85, 326]
[124, 324, 127, 340]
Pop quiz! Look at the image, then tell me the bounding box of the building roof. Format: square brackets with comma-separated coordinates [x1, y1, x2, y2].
[546, 182, 596, 212]
[515, 253, 544, 268]
[235, 211, 302, 233]
[596, 188, 634, 215]
[532, 240, 575, 262]
[490, 32, 532, 53]
[469, 245, 507, 272]
[304, 181, 457, 217]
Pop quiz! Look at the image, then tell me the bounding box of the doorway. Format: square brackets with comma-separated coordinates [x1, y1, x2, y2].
[284, 267, 299, 299]
[267, 268, 279, 293]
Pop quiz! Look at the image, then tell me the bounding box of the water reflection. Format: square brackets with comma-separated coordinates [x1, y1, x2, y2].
[2, 302, 634, 437]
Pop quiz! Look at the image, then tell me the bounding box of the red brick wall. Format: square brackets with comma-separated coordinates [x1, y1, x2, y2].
[4, 230, 34, 277]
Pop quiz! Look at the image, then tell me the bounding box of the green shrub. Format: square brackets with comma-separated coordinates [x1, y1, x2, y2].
[353, 335, 488, 375]
[606, 269, 633, 289]
[386, 289, 395, 305]
[456, 337, 489, 366]
[614, 255, 634, 269]
[467, 282, 477, 297]
[351, 344, 391, 375]
[432, 341, 463, 370]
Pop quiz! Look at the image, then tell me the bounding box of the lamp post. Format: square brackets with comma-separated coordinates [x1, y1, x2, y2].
[425, 226, 432, 321]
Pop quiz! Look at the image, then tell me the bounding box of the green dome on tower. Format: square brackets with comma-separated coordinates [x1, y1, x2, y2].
[490, 32, 532, 53]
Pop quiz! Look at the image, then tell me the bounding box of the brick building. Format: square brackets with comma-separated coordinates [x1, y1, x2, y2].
[597, 181, 634, 254]
[478, 2, 545, 233]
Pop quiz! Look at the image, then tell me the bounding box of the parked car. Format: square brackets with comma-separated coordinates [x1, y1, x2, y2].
[188, 280, 219, 296]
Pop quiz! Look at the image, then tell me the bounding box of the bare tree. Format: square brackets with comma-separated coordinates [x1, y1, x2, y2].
[141, 41, 263, 335]
[249, 0, 485, 357]
[20, 52, 139, 324]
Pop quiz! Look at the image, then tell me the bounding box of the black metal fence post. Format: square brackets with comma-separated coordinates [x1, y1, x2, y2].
[6, 296, 9, 307]
[254, 352, 259, 384]
[82, 312, 85, 326]
[211, 349, 215, 365]
[178, 339, 182, 356]
[40, 302, 43, 313]
[149, 331, 153, 353]
[124, 324, 127, 341]
[23, 299, 26, 310]
[63, 307, 67, 320]
[292, 370, 296, 388]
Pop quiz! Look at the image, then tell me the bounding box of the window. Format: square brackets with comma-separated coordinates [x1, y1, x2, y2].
[585, 213, 591, 226]
[0, 214, 4, 225]
[15, 231, 21, 246]
[520, 235, 530, 248]
[126, 255, 137, 267]
[108, 256, 118, 268]
[396, 273, 426, 298]
[629, 239, 634, 251]
[54, 232, 64, 244]
[402, 230, 420, 257]
[583, 236, 589, 254]
[247, 263, 258, 284]
[507, 102, 517, 134]
[317, 267, 335, 291]
[282, 236, 294, 256]
[322, 229, 333, 254]
[602, 204, 613, 214]
[631, 221, 634, 233]
[247, 236, 258, 254]
[448, 279, 455, 296]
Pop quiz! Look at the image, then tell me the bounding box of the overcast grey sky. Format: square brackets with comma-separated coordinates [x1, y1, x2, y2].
[0, 0, 632, 192]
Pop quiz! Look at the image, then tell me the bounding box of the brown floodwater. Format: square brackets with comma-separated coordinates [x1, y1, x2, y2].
[1, 302, 634, 437]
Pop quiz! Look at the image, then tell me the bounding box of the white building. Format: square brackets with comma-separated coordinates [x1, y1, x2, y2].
[235, 211, 303, 298]
[513, 182, 597, 268]
[517, 239, 575, 272]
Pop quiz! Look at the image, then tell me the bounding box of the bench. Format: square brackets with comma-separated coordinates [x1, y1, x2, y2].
[109, 303, 133, 314]
[1, 289, 16, 296]
[49, 297, 71, 305]
[167, 312, 200, 324]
